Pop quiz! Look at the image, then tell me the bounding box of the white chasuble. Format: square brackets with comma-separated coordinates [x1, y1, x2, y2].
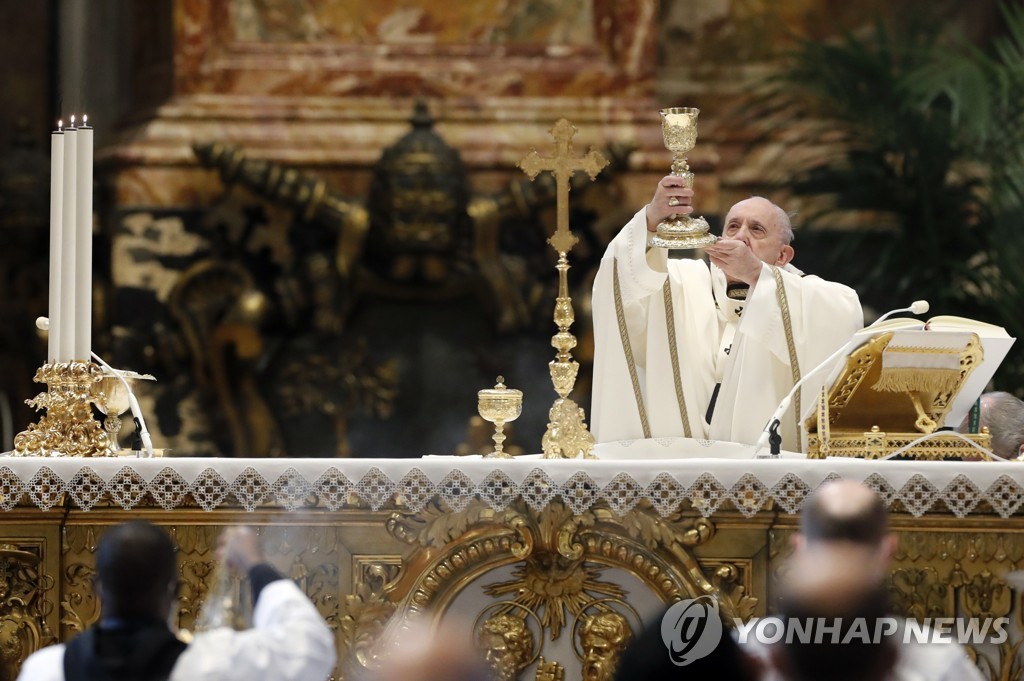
[591, 208, 863, 452]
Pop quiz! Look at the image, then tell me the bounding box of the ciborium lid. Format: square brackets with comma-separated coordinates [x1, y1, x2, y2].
[478, 376, 523, 402]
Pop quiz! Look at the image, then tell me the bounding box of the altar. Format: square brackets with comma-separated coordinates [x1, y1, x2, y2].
[0, 453, 1022, 680]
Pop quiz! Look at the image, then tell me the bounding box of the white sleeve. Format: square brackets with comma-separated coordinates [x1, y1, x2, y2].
[590, 207, 667, 442]
[16, 644, 66, 681]
[171, 580, 336, 681]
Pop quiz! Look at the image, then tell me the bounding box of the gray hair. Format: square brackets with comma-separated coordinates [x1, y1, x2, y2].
[981, 392, 1024, 458]
[746, 196, 794, 245]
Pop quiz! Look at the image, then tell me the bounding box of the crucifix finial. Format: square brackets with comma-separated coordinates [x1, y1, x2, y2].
[518, 118, 608, 254]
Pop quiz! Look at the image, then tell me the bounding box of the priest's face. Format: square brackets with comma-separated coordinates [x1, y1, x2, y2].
[722, 197, 794, 267]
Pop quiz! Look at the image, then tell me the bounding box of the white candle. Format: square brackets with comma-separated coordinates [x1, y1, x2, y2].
[47, 123, 64, 362]
[75, 116, 93, 362]
[59, 117, 77, 363]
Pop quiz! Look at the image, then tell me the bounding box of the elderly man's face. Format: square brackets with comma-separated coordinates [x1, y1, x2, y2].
[722, 197, 792, 266]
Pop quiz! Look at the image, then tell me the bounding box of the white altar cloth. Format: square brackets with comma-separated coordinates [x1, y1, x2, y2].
[0, 453, 1022, 519]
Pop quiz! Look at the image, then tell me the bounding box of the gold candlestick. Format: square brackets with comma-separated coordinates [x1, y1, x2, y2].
[477, 377, 523, 459]
[13, 361, 111, 457]
[650, 107, 716, 250]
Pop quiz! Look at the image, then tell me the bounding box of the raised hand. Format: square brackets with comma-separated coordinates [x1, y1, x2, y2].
[645, 175, 694, 232]
[216, 526, 265, 573]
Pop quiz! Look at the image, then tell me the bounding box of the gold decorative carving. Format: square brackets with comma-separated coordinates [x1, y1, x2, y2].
[385, 498, 755, 638]
[576, 610, 631, 681]
[341, 579, 397, 674]
[959, 570, 1011, 620]
[534, 656, 564, 681]
[707, 562, 757, 622]
[476, 610, 538, 681]
[0, 542, 55, 680]
[60, 562, 99, 636]
[14, 362, 110, 457]
[889, 567, 952, 620]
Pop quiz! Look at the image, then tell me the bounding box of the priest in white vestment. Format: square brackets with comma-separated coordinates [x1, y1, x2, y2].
[591, 177, 863, 452]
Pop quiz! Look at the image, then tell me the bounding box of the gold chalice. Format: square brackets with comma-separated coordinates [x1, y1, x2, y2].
[650, 107, 716, 249]
[477, 376, 523, 459]
[95, 369, 156, 453]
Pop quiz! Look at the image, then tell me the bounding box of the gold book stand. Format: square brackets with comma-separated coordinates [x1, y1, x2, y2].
[805, 331, 992, 460]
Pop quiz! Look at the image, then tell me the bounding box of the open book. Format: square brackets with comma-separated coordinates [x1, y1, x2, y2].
[802, 315, 1015, 430]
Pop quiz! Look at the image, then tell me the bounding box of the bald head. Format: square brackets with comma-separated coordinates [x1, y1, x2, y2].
[800, 480, 889, 547]
[725, 197, 794, 245]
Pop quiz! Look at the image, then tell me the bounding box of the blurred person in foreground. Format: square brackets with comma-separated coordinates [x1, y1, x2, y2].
[956, 391, 1024, 460]
[747, 480, 984, 681]
[17, 521, 335, 681]
[612, 604, 762, 681]
[793, 478, 897, 578]
[365, 616, 493, 681]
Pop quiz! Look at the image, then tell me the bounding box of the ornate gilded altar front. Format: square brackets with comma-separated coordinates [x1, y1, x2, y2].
[0, 456, 1022, 681]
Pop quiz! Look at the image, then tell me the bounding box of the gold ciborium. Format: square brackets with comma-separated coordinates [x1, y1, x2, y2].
[95, 369, 156, 453]
[650, 107, 716, 250]
[477, 376, 523, 459]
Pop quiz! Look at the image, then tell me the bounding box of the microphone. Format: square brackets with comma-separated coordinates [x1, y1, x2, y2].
[875, 300, 929, 323]
[753, 300, 930, 457]
[34, 317, 155, 457]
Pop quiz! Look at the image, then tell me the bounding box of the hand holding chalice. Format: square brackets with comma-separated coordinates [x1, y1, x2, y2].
[650, 107, 717, 250]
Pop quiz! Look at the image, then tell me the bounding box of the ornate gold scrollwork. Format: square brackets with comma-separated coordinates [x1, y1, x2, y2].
[337, 561, 397, 671]
[0, 542, 56, 680]
[354, 498, 758, 681]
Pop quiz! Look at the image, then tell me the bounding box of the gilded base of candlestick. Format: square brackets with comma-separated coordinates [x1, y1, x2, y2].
[12, 361, 111, 457]
[650, 215, 717, 250]
[541, 359, 595, 460]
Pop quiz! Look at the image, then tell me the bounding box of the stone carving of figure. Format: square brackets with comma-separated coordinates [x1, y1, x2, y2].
[475, 613, 534, 681]
[578, 612, 630, 681]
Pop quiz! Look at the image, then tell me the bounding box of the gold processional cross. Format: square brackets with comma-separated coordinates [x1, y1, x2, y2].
[518, 119, 608, 459]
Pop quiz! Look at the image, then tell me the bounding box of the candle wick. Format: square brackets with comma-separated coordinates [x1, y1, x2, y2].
[58, 120, 63, 131]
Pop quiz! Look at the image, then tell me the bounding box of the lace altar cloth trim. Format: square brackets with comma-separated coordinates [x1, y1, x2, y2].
[0, 457, 1022, 518]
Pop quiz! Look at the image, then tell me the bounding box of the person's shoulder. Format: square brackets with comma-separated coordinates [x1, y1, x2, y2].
[891, 620, 982, 681]
[170, 629, 232, 679]
[18, 643, 66, 681]
[893, 642, 979, 681]
[795, 272, 860, 300]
